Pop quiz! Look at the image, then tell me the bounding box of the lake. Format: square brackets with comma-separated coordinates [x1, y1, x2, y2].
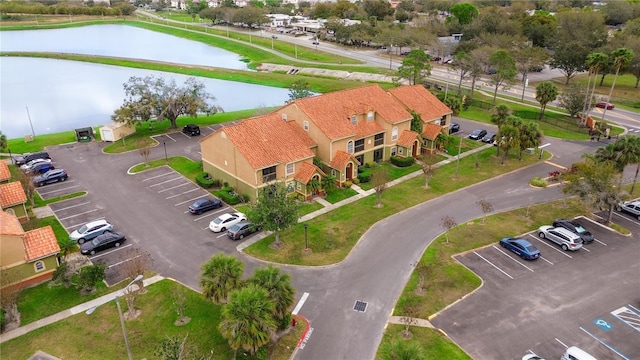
[0, 25, 290, 138]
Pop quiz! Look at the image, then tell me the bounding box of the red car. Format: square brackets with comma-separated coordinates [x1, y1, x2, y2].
[595, 102, 614, 110]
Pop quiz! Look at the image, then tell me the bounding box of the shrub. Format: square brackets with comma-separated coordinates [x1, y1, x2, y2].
[530, 177, 548, 188]
[343, 181, 352, 188]
[366, 161, 377, 168]
[390, 156, 416, 167]
[196, 172, 215, 188]
[352, 178, 360, 185]
[214, 187, 244, 205]
[358, 170, 371, 183]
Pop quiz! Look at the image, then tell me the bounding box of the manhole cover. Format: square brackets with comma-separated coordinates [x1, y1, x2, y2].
[354, 300, 368, 312]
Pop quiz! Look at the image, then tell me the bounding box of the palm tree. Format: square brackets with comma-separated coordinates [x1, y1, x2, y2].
[490, 104, 512, 130]
[379, 338, 425, 360]
[613, 135, 640, 190]
[219, 285, 276, 359]
[584, 52, 608, 115]
[518, 121, 543, 161]
[535, 81, 558, 120]
[0, 131, 7, 151]
[619, 135, 640, 194]
[496, 124, 519, 164]
[247, 265, 295, 330]
[600, 48, 634, 121]
[200, 254, 244, 304]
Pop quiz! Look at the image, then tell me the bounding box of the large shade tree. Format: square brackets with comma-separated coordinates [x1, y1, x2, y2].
[488, 50, 517, 105]
[200, 254, 244, 304]
[396, 49, 431, 85]
[249, 182, 299, 247]
[112, 75, 222, 129]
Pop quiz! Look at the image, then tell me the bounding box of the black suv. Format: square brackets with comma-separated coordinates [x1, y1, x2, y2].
[33, 169, 68, 187]
[552, 218, 594, 243]
[182, 124, 201, 136]
[14, 151, 50, 166]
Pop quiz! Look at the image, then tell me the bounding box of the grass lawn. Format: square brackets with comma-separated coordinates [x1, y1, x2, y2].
[358, 162, 423, 191]
[324, 186, 359, 203]
[244, 147, 549, 266]
[376, 325, 471, 360]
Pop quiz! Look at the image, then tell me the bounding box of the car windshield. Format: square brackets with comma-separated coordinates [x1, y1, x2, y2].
[91, 238, 100, 246]
[213, 218, 224, 224]
[229, 225, 240, 232]
[574, 225, 587, 234]
[526, 245, 537, 252]
[78, 225, 88, 233]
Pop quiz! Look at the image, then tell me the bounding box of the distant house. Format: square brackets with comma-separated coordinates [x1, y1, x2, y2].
[200, 84, 452, 201]
[0, 161, 11, 183]
[0, 181, 29, 222]
[0, 211, 60, 290]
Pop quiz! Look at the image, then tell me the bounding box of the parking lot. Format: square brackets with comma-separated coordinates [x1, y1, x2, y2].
[431, 217, 640, 360]
[40, 126, 254, 287]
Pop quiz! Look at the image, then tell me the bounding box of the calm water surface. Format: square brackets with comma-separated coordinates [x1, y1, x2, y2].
[0, 24, 247, 69]
[0, 57, 290, 138]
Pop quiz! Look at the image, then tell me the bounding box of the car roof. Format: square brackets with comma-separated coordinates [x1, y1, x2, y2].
[84, 219, 110, 227]
[217, 213, 237, 220]
[511, 238, 534, 247]
[551, 227, 580, 238]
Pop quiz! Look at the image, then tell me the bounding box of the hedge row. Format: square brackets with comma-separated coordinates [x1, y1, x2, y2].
[390, 156, 416, 167]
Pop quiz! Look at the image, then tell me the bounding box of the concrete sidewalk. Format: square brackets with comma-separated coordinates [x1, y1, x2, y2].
[0, 275, 165, 344]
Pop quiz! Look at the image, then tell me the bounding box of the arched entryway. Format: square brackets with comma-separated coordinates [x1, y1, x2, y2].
[346, 162, 353, 181]
[412, 140, 419, 157]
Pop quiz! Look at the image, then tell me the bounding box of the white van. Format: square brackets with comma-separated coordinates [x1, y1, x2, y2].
[561, 346, 597, 360]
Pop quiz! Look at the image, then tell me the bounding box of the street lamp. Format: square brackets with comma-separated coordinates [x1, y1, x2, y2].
[163, 141, 168, 161]
[455, 132, 464, 178]
[86, 274, 144, 360]
[304, 223, 309, 252]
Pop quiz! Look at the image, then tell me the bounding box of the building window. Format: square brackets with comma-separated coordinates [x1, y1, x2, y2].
[286, 163, 294, 175]
[303, 121, 309, 131]
[286, 182, 295, 193]
[297, 182, 302, 190]
[5, 208, 15, 215]
[347, 140, 354, 153]
[374, 133, 384, 146]
[332, 169, 336, 176]
[391, 147, 397, 156]
[351, 115, 357, 125]
[398, 147, 404, 154]
[262, 166, 277, 183]
[356, 155, 364, 165]
[281, 113, 288, 121]
[354, 139, 365, 152]
[34, 261, 45, 272]
[391, 127, 398, 141]
[441, 115, 447, 125]
[367, 111, 374, 122]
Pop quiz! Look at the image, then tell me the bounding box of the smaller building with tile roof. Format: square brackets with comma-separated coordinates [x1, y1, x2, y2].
[0, 161, 11, 183]
[0, 211, 60, 290]
[0, 181, 29, 222]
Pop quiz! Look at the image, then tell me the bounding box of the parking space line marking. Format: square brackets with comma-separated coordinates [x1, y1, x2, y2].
[612, 212, 640, 226]
[580, 326, 630, 360]
[58, 209, 100, 221]
[593, 238, 607, 246]
[107, 254, 141, 269]
[292, 292, 310, 315]
[165, 134, 177, 142]
[38, 185, 80, 195]
[528, 234, 573, 258]
[539, 256, 554, 265]
[174, 194, 208, 205]
[192, 212, 220, 222]
[555, 338, 568, 349]
[142, 172, 174, 182]
[580, 246, 591, 253]
[491, 246, 534, 272]
[611, 306, 640, 333]
[89, 244, 133, 261]
[149, 176, 183, 187]
[473, 251, 513, 279]
[53, 201, 91, 212]
[216, 232, 228, 238]
[157, 182, 191, 193]
[66, 217, 105, 230]
[629, 304, 640, 313]
[167, 188, 200, 200]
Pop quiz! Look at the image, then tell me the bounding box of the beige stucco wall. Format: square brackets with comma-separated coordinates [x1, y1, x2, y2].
[0, 234, 27, 269]
[277, 106, 333, 163]
[201, 131, 258, 187]
[1, 256, 59, 289]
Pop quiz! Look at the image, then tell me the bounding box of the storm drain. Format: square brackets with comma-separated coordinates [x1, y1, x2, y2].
[354, 300, 368, 312]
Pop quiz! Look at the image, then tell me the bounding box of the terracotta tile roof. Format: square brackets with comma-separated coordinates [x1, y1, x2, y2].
[329, 150, 361, 170]
[388, 85, 452, 121]
[0, 161, 10, 182]
[423, 123, 443, 140]
[0, 182, 27, 208]
[355, 121, 385, 139]
[0, 211, 25, 236]
[221, 113, 316, 169]
[24, 226, 60, 261]
[294, 162, 327, 184]
[290, 84, 412, 140]
[397, 130, 420, 147]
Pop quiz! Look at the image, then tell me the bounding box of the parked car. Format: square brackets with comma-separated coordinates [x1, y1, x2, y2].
[26, 161, 55, 174]
[209, 212, 246, 233]
[227, 221, 261, 240]
[33, 168, 68, 187]
[14, 151, 50, 166]
[188, 198, 222, 215]
[485, 68, 497, 75]
[595, 102, 614, 110]
[432, 56, 442, 62]
[616, 200, 640, 220]
[537, 226, 583, 251]
[443, 58, 453, 64]
[312, 41, 320, 45]
[552, 219, 594, 243]
[468, 129, 487, 140]
[81, 232, 126, 256]
[522, 353, 545, 360]
[481, 132, 496, 143]
[20, 158, 52, 172]
[529, 65, 544, 72]
[182, 124, 200, 136]
[70, 219, 114, 244]
[449, 123, 460, 134]
[271, 35, 278, 39]
[500, 237, 540, 260]
[561, 346, 596, 360]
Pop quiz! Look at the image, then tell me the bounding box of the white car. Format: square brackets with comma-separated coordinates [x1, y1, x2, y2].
[537, 225, 582, 251]
[522, 353, 545, 360]
[20, 158, 52, 171]
[209, 212, 246, 233]
[70, 219, 114, 244]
